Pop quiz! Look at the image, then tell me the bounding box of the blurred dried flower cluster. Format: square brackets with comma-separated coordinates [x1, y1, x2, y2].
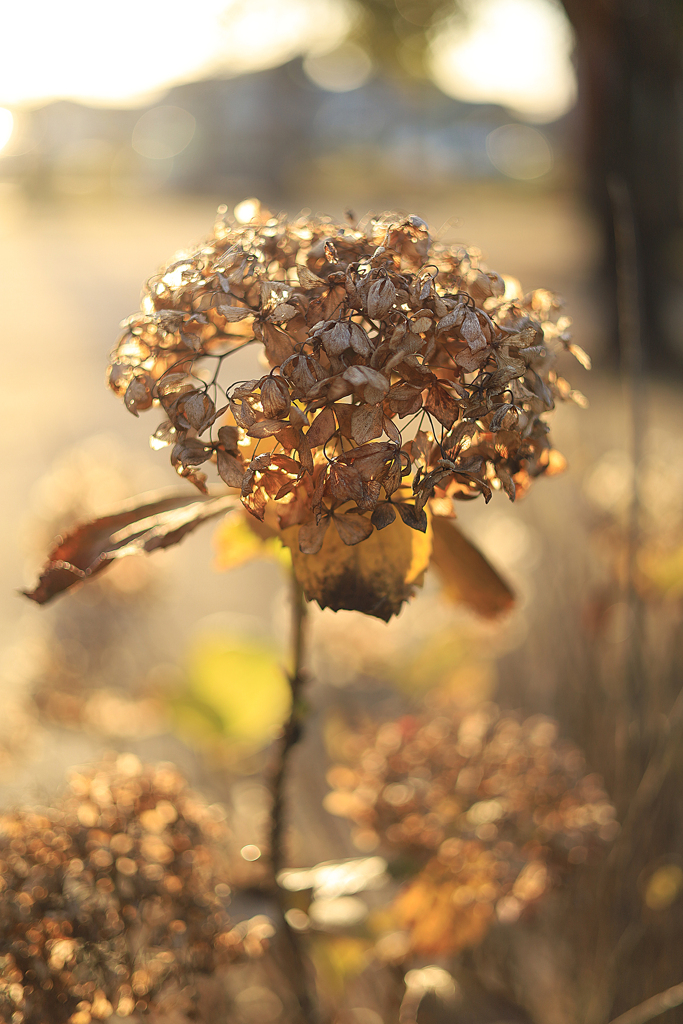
[0, 755, 262, 1024]
[325, 703, 616, 954]
[107, 201, 586, 617]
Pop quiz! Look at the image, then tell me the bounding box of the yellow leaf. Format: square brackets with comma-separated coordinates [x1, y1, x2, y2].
[644, 865, 683, 910]
[213, 510, 290, 572]
[309, 935, 372, 996]
[638, 539, 683, 598]
[394, 863, 497, 955]
[430, 517, 514, 619]
[180, 633, 290, 746]
[281, 512, 432, 621]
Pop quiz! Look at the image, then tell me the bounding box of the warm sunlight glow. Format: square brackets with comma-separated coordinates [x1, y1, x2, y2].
[303, 41, 373, 92]
[131, 107, 196, 160]
[0, 108, 13, 151]
[429, 0, 577, 123]
[486, 123, 553, 178]
[0, 0, 355, 108]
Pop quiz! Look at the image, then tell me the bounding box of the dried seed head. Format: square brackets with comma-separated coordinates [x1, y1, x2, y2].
[325, 703, 616, 956]
[105, 203, 588, 618]
[0, 757, 262, 1023]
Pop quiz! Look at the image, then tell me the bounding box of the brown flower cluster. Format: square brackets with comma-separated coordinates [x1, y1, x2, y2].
[109, 202, 586, 554]
[0, 756, 262, 1024]
[325, 704, 616, 955]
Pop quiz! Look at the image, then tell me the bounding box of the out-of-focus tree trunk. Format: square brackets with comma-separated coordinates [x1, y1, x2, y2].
[560, 0, 683, 370]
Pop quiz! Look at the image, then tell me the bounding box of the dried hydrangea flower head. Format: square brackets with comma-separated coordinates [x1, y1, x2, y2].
[0, 756, 261, 1024]
[27, 200, 586, 619]
[106, 202, 586, 618]
[325, 704, 616, 955]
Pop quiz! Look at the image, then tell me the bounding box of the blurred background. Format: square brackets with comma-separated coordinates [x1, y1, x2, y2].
[2, 1, 683, 1021]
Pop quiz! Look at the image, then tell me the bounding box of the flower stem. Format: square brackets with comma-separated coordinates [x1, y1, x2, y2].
[268, 569, 317, 1023]
[270, 571, 308, 877]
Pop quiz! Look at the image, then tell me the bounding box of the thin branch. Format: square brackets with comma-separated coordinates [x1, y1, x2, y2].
[609, 983, 683, 1024]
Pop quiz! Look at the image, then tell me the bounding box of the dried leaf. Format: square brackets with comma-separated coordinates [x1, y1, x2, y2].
[332, 512, 374, 546]
[322, 321, 351, 356]
[344, 365, 389, 403]
[349, 322, 372, 357]
[568, 343, 592, 370]
[282, 353, 322, 396]
[444, 420, 477, 455]
[247, 419, 290, 438]
[270, 303, 297, 323]
[496, 465, 516, 500]
[216, 305, 253, 322]
[263, 323, 295, 365]
[383, 415, 402, 445]
[306, 407, 337, 447]
[430, 517, 514, 618]
[411, 315, 433, 334]
[229, 397, 256, 429]
[217, 450, 245, 488]
[298, 517, 331, 555]
[179, 391, 215, 432]
[436, 304, 465, 335]
[351, 404, 383, 445]
[150, 420, 176, 450]
[424, 383, 459, 429]
[171, 438, 212, 470]
[25, 492, 235, 605]
[241, 485, 267, 521]
[370, 503, 397, 530]
[261, 375, 291, 418]
[366, 278, 396, 319]
[124, 376, 153, 416]
[328, 463, 365, 504]
[460, 309, 487, 351]
[217, 425, 240, 453]
[396, 502, 428, 533]
[157, 372, 195, 398]
[297, 265, 324, 289]
[282, 511, 432, 621]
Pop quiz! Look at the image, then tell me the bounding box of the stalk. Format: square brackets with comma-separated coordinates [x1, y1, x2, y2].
[267, 569, 317, 1024]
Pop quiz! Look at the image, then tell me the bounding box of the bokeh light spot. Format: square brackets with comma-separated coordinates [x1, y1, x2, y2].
[486, 124, 553, 179]
[303, 42, 373, 93]
[0, 107, 13, 152]
[240, 844, 262, 861]
[234, 198, 262, 223]
[644, 865, 683, 911]
[430, 0, 576, 123]
[132, 106, 196, 161]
